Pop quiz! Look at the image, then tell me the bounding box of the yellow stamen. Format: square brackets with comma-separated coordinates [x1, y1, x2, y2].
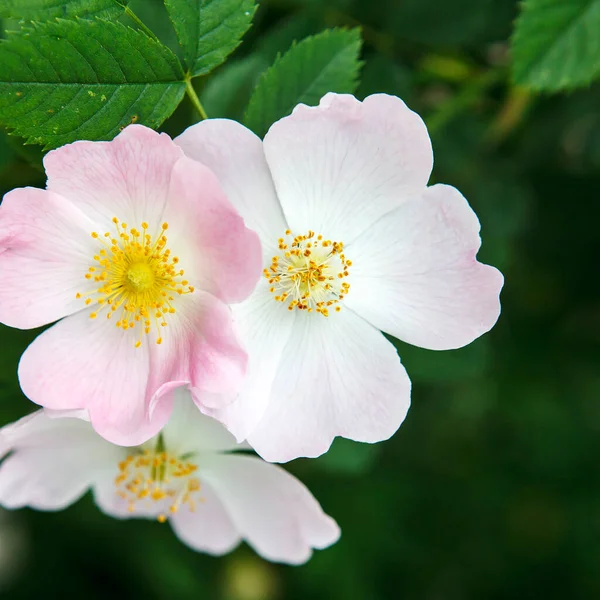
[114, 440, 202, 524]
[77, 217, 194, 346]
[265, 230, 352, 316]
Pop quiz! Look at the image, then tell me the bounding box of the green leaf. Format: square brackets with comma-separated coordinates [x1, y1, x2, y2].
[200, 55, 268, 119]
[0, 0, 128, 20]
[244, 28, 363, 138]
[198, 13, 323, 121]
[163, 0, 256, 77]
[0, 19, 186, 150]
[0, 129, 12, 170]
[512, 0, 600, 91]
[253, 12, 320, 60]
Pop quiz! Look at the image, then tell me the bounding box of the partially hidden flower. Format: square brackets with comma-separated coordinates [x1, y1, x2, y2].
[0, 125, 262, 446]
[176, 93, 505, 462]
[0, 391, 340, 564]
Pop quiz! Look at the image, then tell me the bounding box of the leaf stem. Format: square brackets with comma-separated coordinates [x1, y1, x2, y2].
[185, 75, 209, 120]
[123, 5, 160, 43]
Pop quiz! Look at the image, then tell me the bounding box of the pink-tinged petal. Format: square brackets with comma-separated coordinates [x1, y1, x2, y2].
[247, 310, 412, 463]
[19, 289, 248, 447]
[199, 454, 340, 564]
[17, 309, 169, 447]
[345, 184, 504, 351]
[148, 291, 248, 417]
[162, 156, 262, 304]
[162, 389, 240, 454]
[169, 484, 241, 555]
[44, 125, 184, 230]
[263, 93, 433, 243]
[0, 411, 118, 511]
[176, 119, 287, 243]
[0, 187, 98, 329]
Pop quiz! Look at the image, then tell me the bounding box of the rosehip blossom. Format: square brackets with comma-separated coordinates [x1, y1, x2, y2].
[0, 125, 262, 446]
[0, 391, 339, 564]
[176, 93, 504, 462]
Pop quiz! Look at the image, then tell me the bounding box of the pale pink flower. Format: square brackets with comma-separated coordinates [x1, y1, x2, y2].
[176, 93, 504, 462]
[0, 391, 339, 564]
[0, 125, 262, 446]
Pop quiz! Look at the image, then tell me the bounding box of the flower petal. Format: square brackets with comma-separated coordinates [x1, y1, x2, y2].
[163, 155, 263, 304]
[0, 450, 91, 511]
[162, 389, 241, 454]
[246, 310, 411, 462]
[94, 468, 243, 556]
[0, 187, 98, 329]
[92, 471, 163, 520]
[169, 484, 241, 556]
[175, 119, 287, 243]
[18, 287, 249, 447]
[44, 125, 184, 231]
[0, 409, 96, 455]
[199, 454, 340, 564]
[263, 93, 433, 243]
[206, 282, 296, 442]
[17, 309, 168, 446]
[345, 184, 504, 350]
[0, 410, 118, 510]
[148, 291, 248, 414]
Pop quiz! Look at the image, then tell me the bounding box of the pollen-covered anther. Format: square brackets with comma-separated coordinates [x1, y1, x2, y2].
[265, 230, 352, 316]
[115, 448, 202, 522]
[76, 217, 195, 346]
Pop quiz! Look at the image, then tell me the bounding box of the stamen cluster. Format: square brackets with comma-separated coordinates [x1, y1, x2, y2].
[115, 447, 202, 523]
[264, 230, 351, 317]
[77, 217, 194, 347]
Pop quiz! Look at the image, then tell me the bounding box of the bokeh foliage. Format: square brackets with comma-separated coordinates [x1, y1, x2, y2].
[0, 0, 599, 598]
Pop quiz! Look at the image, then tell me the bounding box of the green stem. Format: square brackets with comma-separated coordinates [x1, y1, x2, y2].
[185, 75, 209, 120]
[487, 86, 534, 144]
[123, 5, 160, 43]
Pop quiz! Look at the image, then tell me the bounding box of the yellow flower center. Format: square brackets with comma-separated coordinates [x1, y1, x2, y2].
[115, 444, 202, 523]
[126, 262, 155, 291]
[77, 217, 194, 347]
[264, 229, 351, 316]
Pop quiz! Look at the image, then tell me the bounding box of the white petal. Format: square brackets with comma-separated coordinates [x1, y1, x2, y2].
[92, 471, 163, 520]
[345, 184, 504, 350]
[207, 282, 296, 442]
[263, 93, 433, 243]
[0, 411, 118, 510]
[0, 409, 91, 454]
[199, 454, 340, 564]
[95, 470, 243, 554]
[169, 484, 241, 555]
[162, 389, 241, 454]
[246, 310, 411, 462]
[175, 119, 287, 244]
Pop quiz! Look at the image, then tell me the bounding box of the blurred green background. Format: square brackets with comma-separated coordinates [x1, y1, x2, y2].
[1, 0, 600, 598]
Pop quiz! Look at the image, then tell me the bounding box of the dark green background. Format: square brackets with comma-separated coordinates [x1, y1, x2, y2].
[1, 0, 600, 598]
